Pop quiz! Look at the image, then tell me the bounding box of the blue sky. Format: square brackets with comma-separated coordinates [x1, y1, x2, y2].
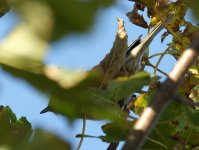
[0, 1, 196, 150]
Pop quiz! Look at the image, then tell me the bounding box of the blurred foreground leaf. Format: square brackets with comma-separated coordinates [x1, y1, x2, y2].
[0, 0, 10, 17]
[184, 0, 199, 20]
[21, 129, 70, 150]
[2, 64, 104, 120]
[0, 24, 47, 72]
[12, 0, 115, 40]
[0, 16, 132, 120]
[1, 62, 150, 120]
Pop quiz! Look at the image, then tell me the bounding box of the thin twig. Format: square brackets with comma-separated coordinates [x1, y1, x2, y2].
[153, 45, 171, 76]
[147, 137, 169, 149]
[147, 61, 168, 77]
[122, 33, 199, 150]
[77, 113, 86, 150]
[175, 96, 199, 107]
[148, 52, 170, 59]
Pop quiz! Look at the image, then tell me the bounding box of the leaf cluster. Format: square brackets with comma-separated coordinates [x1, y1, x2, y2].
[0, 0, 198, 149]
[0, 106, 70, 150]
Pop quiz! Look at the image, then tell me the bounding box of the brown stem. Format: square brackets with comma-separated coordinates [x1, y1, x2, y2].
[148, 52, 170, 59]
[175, 96, 199, 107]
[122, 33, 199, 150]
[77, 113, 86, 150]
[146, 61, 168, 77]
[153, 45, 171, 76]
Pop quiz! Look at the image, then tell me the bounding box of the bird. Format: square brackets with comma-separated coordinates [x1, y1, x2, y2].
[108, 12, 174, 150]
[40, 12, 174, 115]
[40, 12, 174, 150]
[117, 11, 174, 109]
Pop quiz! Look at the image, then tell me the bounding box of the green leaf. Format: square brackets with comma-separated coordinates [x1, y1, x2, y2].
[190, 84, 199, 110]
[20, 129, 70, 150]
[144, 122, 176, 149]
[132, 93, 152, 115]
[108, 71, 151, 102]
[12, 0, 53, 40]
[14, 117, 32, 140]
[0, 23, 48, 73]
[100, 121, 132, 142]
[2, 64, 106, 120]
[0, 105, 17, 123]
[0, 106, 71, 150]
[185, 107, 199, 126]
[45, 0, 115, 40]
[144, 102, 199, 148]
[0, 106, 32, 147]
[1, 61, 125, 120]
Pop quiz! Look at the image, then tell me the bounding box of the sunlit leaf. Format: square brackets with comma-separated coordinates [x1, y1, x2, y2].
[172, 22, 199, 54]
[189, 67, 199, 84]
[0, 25, 47, 70]
[131, 93, 151, 115]
[44, 66, 88, 89]
[13, 0, 53, 40]
[189, 84, 199, 104]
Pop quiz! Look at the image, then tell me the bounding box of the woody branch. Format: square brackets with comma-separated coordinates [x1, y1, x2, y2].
[122, 33, 199, 150]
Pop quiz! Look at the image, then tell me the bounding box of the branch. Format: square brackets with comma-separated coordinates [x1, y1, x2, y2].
[148, 52, 170, 59]
[175, 96, 199, 107]
[153, 45, 171, 76]
[146, 61, 168, 77]
[122, 33, 199, 150]
[77, 114, 86, 150]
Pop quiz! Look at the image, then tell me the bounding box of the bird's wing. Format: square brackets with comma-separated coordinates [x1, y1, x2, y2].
[130, 12, 174, 63]
[126, 34, 142, 56]
[125, 11, 174, 74]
